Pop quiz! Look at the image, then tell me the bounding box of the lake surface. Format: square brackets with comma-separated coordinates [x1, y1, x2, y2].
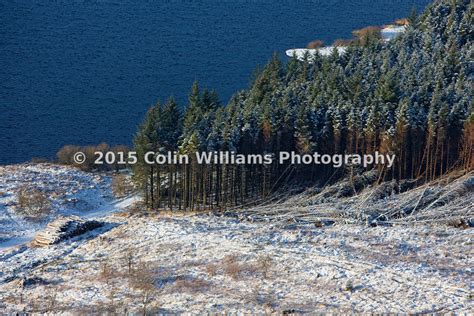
[0, 0, 430, 164]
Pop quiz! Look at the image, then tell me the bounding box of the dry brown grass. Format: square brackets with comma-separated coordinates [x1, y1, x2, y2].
[173, 278, 212, 294]
[111, 173, 134, 198]
[206, 263, 218, 276]
[306, 39, 324, 49]
[99, 260, 113, 285]
[16, 185, 51, 219]
[258, 255, 273, 279]
[222, 254, 260, 280]
[1, 292, 19, 305]
[224, 262, 243, 280]
[222, 254, 240, 279]
[204, 254, 271, 281]
[129, 262, 156, 292]
[128, 262, 160, 315]
[56, 145, 82, 165]
[23, 286, 64, 313]
[333, 38, 355, 47]
[45, 287, 59, 312]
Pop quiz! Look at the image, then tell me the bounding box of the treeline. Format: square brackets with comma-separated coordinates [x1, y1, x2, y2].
[133, 0, 473, 211]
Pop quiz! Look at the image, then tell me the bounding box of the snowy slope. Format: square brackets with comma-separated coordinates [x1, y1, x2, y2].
[0, 213, 472, 313]
[0, 164, 137, 249]
[0, 163, 471, 313]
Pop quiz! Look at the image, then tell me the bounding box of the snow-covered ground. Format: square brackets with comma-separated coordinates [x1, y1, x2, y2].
[381, 25, 407, 41]
[0, 164, 137, 249]
[0, 164, 472, 313]
[286, 47, 347, 59]
[0, 213, 472, 313]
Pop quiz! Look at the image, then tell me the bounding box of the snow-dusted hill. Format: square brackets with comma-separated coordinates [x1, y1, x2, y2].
[0, 212, 472, 313]
[0, 164, 137, 249]
[0, 164, 472, 313]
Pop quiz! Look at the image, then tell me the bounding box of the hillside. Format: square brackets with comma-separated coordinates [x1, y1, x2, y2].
[0, 164, 138, 248]
[0, 164, 472, 313]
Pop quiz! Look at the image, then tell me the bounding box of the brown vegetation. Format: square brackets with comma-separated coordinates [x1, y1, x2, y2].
[56, 145, 82, 165]
[395, 18, 409, 25]
[333, 38, 355, 47]
[173, 278, 211, 294]
[111, 173, 134, 198]
[124, 247, 135, 275]
[204, 254, 270, 281]
[352, 26, 382, 46]
[56, 143, 130, 171]
[16, 185, 51, 219]
[99, 261, 113, 285]
[31, 157, 50, 163]
[258, 255, 273, 279]
[205, 263, 218, 276]
[222, 254, 261, 280]
[128, 262, 159, 315]
[306, 39, 324, 49]
[129, 262, 156, 291]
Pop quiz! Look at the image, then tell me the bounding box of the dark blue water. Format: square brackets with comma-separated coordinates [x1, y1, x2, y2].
[0, 0, 430, 164]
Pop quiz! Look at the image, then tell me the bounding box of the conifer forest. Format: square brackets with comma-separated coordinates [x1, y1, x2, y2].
[133, 0, 473, 211]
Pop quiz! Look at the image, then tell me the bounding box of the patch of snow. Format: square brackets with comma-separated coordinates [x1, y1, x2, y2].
[0, 163, 137, 249]
[381, 25, 407, 40]
[0, 214, 471, 313]
[286, 47, 347, 59]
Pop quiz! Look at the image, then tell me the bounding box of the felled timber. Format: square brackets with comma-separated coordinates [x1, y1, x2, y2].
[32, 215, 102, 247]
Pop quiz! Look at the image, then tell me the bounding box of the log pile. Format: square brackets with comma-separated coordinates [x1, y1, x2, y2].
[32, 215, 102, 247]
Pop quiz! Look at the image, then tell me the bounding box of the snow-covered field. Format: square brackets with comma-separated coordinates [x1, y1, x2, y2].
[0, 164, 472, 313]
[0, 163, 136, 248]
